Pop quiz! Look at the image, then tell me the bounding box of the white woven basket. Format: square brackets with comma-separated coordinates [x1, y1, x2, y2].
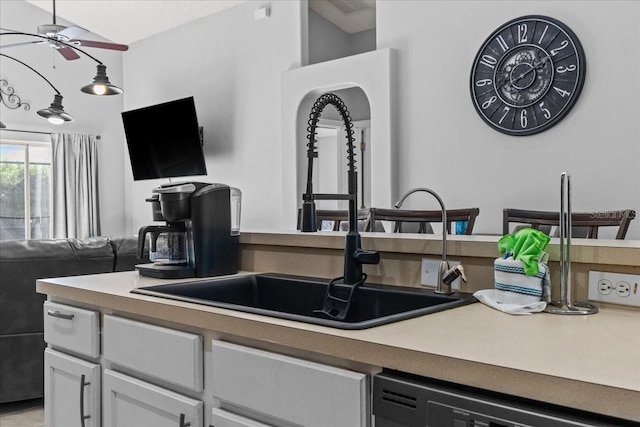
[493, 257, 550, 305]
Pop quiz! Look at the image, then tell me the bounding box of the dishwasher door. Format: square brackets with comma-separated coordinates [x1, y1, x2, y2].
[373, 371, 632, 427]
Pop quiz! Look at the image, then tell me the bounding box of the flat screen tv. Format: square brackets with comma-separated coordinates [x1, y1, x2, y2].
[122, 96, 207, 180]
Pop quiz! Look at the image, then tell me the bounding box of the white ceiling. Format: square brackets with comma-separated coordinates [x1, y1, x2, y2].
[23, 0, 376, 45]
[24, 0, 248, 45]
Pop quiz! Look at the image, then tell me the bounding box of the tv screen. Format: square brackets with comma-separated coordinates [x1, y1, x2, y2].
[122, 96, 207, 180]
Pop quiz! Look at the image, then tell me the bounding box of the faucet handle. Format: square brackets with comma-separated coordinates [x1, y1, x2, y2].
[443, 265, 467, 285]
[300, 201, 317, 232]
[353, 249, 380, 265]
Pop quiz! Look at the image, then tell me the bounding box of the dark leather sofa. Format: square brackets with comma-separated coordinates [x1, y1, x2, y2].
[0, 236, 148, 403]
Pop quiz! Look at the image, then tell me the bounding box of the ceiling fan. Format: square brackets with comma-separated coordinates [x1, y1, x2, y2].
[0, 0, 128, 60]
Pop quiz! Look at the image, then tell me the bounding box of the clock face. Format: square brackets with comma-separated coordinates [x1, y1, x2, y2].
[470, 15, 586, 136]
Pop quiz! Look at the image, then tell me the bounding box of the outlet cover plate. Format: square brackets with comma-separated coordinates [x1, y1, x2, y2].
[421, 258, 461, 290]
[588, 271, 640, 307]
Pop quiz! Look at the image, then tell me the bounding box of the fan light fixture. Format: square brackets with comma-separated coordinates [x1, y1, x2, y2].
[81, 64, 122, 95]
[1, 53, 74, 124]
[1, 31, 124, 96]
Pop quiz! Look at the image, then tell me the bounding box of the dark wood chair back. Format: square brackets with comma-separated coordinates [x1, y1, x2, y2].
[364, 207, 480, 235]
[502, 208, 636, 239]
[296, 208, 370, 231]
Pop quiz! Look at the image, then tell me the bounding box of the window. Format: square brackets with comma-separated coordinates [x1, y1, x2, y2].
[0, 141, 52, 240]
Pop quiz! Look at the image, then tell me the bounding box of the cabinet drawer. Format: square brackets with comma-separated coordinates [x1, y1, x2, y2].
[103, 315, 203, 392]
[43, 301, 99, 358]
[103, 369, 202, 427]
[211, 408, 273, 427]
[211, 340, 369, 427]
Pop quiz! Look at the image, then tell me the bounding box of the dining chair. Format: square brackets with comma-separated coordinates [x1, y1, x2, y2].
[502, 208, 636, 239]
[364, 207, 480, 235]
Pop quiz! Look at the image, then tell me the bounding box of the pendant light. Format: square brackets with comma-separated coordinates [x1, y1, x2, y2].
[81, 64, 123, 95]
[37, 94, 74, 124]
[1, 53, 74, 125]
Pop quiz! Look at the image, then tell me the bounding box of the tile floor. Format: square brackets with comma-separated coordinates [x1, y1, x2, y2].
[0, 398, 44, 427]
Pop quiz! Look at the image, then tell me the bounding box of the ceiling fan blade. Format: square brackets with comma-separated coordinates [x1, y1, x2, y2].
[57, 46, 81, 60]
[73, 39, 129, 51]
[56, 26, 88, 41]
[0, 41, 45, 50]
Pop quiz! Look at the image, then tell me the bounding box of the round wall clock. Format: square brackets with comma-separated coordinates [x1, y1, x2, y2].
[470, 15, 586, 136]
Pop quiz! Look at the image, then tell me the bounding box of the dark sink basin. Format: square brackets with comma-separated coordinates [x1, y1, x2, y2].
[131, 273, 476, 329]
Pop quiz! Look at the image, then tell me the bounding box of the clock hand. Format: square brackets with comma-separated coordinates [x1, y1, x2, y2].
[508, 56, 551, 88]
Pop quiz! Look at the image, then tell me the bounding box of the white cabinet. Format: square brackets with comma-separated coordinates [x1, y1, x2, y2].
[44, 302, 369, 427]
[103, 369, 203, 427]
[44, 301, 100, 358]
[211, 340, 370, 427]
[44, 305, 207, 426]
[44, 301, 101, 426]
[102, 315, 204, 426]
[44, 349, 100, 427]
[103, 315, 203, 392]
[211, 408, 273, 427]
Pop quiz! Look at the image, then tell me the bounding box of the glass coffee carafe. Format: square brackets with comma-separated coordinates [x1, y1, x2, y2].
[138, 223, 189, 265]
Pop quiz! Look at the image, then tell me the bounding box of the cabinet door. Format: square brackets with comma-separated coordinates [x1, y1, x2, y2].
[44, 349, 100, 427]
[103, 315, 203, 392]
[212, 340, 369, 427]
[211, 408, 274, 427]
[103, 369, 203, 427]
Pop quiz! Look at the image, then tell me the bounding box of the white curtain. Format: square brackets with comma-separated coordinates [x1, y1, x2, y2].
[51, 133, 101, 239]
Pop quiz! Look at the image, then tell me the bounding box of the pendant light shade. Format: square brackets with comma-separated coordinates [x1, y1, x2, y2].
[0, 120, 6, 129]
[37, 94, 74, 124]
[81, 64, 123, 95]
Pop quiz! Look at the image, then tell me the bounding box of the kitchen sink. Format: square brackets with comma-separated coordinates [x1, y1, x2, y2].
[131, 273, 476, 329]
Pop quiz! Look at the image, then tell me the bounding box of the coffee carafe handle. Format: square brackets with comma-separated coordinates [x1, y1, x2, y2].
[137, 225, 163, 260]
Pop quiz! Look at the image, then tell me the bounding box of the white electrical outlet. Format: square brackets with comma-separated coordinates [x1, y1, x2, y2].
[421, 258, 462, 291]
[588, 271, 640, 307]
[597, 279, 612, 295]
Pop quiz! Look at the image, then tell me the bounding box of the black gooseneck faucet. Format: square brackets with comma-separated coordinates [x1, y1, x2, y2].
[300, 93, 379, 285]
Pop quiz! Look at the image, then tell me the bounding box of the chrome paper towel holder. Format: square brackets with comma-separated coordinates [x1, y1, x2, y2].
[544, 172, 598, 315]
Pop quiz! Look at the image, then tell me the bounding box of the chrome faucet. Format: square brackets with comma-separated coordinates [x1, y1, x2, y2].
[395, 187, 466, 294]
[300, 93, 379, 286]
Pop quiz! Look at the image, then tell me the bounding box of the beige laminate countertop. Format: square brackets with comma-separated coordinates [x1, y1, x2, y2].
[37, 270, 640, 422]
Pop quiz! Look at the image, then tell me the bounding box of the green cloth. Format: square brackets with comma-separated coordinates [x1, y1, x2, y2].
[498, 228, 550, 276]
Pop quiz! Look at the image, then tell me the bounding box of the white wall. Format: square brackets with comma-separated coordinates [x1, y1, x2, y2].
[308, 9, 351, 65]
[0, 0, 126, 237]
[308, 9, 376, 65]
[320, 87, 371, 122]
[5, 1, 638, 240]
[282, 49, 393, 230]
[351, 29, 376, 56]
[122, 1, 305, 235]
[377, 1, 640, 239]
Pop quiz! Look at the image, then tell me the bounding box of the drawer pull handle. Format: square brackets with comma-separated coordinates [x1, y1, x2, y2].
[179, 413, 190, 427]
[47, 310, 75, 320]
[79, 374, 91, 427]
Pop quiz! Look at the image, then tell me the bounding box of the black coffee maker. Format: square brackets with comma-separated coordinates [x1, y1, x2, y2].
[136, 182, 240, 279]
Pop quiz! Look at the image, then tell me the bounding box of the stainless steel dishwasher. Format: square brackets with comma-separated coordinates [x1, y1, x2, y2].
[373, 371, 635, 427]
